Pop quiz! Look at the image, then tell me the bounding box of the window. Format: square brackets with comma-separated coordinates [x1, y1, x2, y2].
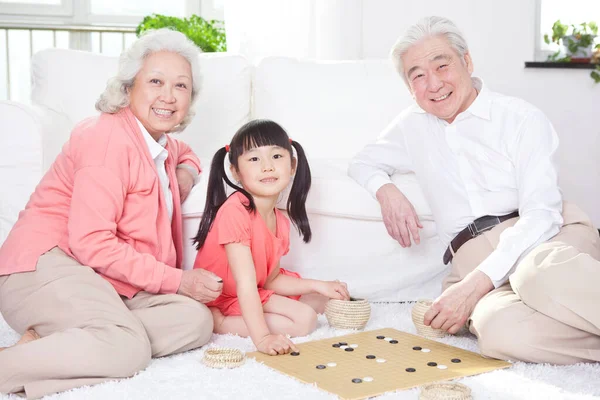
[0, 0, 72, 16]
[536, 0, 600, 60]
[0, 0, 224, 102]
[90, 0, 187, 17]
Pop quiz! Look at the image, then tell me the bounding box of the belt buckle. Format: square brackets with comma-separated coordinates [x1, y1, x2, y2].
[472, 216, 501, 236]
[467, 223, 478, 237]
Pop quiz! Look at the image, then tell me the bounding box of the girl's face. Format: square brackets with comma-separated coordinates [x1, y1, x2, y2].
[231, 145, 296, 200]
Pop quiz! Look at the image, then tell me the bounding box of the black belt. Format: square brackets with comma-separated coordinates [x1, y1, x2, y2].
[443, 211, 519, 265]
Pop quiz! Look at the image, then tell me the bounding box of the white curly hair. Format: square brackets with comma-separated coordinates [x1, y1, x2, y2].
[95, 28, 202, 132]
[390, 16, 469, 86]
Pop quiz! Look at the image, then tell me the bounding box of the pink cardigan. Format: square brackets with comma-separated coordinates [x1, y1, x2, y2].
[0, 107, 201, 298]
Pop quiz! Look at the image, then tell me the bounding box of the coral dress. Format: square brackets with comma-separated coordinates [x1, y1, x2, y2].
[193, 192, 301, 315]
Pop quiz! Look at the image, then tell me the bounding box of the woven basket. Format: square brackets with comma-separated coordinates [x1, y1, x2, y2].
[412, 299, 446, 339]
[325, 297, 371, 329]
[202, 348, 246, 369]
[419, 382, 472, 400]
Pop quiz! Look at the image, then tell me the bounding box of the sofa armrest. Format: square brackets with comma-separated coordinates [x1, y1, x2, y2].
[0, 101, 45, 245]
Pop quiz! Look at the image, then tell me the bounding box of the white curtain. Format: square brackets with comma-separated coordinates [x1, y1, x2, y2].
[223, 0, 363, 61]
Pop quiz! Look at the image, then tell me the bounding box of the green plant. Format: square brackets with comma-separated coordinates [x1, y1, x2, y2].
[593, 44, 600, 83]
[544, 20, 598, 61]
[592, 64, 600, 83]
[136, 14, 226, 52]
[545, 20, 600, 83]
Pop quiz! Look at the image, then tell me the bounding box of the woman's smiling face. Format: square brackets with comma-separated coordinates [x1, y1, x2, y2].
[128, 51, 193, 138]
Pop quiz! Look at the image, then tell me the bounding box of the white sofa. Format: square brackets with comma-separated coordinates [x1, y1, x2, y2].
[0, 48, 448, 302]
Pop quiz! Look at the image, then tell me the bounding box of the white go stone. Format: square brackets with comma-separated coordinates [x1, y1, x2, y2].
[363, 377, 374, 382]
[384, 337, 393, 341]
[421, 348, 431, 353]
[376, 358, 386, 363]
[350, 344, 359, 348]
[327, 362, 337, 367]
[340, 345, 349, 350]
[437, 365, 448, 370]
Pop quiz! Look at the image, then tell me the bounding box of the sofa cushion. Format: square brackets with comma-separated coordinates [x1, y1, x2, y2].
[31, 49, 252, 170]
[182, 157, 433, 221]
[0, 102, 43, 246]
[253, 57, 414, 160]
[304, 159, 433, 220]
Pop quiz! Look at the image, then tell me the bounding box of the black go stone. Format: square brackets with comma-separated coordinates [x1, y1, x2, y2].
[332, 344, 341, 348]
[376, 336, 385, 339]
[345, 347, 354, 352]
[290, 352, 300, 356]
[405, 368, 416, 373]
[427, 362, 438, 367]
[366, 355, 376, 359]
[389, 340, 398, 344]
[339, 342, 348, 346]
[451, 358, 462, 363]
[412, 346, 422, 351]
[352, 378, 362, 383]
[316, 365, 326, 369]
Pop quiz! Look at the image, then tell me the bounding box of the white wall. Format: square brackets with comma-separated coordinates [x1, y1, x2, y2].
[359, 0, 600, 226]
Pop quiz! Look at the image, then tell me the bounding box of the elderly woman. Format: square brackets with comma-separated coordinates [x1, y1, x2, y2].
[0, 29, 222, 398]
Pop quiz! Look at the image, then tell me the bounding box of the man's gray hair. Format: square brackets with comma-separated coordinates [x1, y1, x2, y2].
[95, 28, 202, 132]
[390, 16, 469, 85]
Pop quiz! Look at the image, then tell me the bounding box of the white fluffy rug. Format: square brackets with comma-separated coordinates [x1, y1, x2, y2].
[1, 303, 599, 400]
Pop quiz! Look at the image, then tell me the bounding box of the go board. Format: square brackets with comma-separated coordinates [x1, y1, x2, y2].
[248, 328, 510, 400]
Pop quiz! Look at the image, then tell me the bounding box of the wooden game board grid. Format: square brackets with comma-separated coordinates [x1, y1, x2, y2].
[249, 328, 510, 400]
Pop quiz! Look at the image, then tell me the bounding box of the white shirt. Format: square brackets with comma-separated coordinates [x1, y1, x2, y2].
[137, 119, 173, 222]
[348, 78, 563, 288]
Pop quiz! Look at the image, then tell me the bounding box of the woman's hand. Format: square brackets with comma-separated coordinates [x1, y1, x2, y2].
[178, 269, 223, 303]
[175, 167, 195, 203]
[256, 334, 298, 356]
[314, 280, 350, 300]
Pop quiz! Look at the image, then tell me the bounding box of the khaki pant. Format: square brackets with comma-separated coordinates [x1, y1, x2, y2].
[443, 203, 600, 364]
[0, 248, 213, 399]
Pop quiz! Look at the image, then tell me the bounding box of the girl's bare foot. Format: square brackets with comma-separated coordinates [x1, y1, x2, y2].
[17, 329, 40, 345]
[0, 329, 39, 353]
[210, 307, 226, 333]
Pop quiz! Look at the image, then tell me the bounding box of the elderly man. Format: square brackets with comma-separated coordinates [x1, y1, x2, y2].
[349, 16, 600, 364]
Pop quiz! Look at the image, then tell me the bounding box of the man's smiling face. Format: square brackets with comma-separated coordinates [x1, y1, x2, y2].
[402, 35, 476, 123]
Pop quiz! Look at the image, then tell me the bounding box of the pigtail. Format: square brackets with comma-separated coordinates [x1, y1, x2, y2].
[223, 169, 257, 215]
[287, 140, 312, 243]
[193, 147, 257, 250]
[193, 147, 230, 250]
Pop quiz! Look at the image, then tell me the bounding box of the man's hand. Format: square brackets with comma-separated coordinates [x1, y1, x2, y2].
[376, 183, 423, 247]
[175, 167, 195, 203]
[178, 269, 223, 303]
[423, 270, 494, 334]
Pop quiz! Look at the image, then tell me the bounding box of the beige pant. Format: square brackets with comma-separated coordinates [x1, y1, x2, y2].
[0, 248, 213, 399]
[443, 203, 600, 364]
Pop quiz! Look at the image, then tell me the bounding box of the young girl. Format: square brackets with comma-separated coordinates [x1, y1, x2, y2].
[193, 119, 350, 356]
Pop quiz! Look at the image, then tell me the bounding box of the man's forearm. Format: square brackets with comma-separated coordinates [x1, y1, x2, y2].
[475, 209, 561, 287]
[464, 270, 494, 297]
